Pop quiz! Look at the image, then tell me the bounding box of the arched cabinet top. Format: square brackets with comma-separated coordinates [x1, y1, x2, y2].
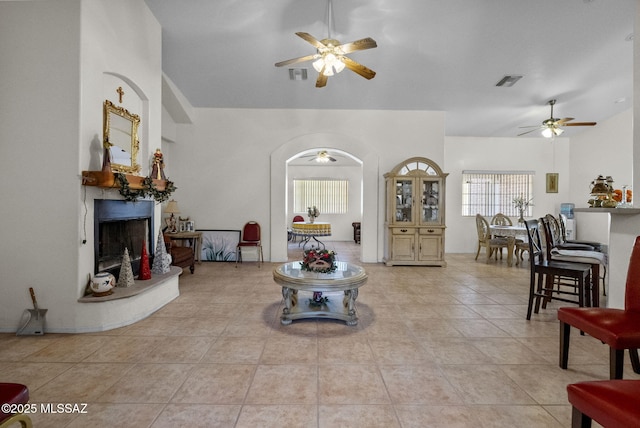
[385, 157, 448, 177]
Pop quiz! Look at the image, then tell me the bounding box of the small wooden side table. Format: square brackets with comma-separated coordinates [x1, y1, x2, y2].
[166, 231, 203, 262]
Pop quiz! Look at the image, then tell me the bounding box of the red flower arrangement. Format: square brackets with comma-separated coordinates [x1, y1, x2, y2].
[300, 249, 337, 273]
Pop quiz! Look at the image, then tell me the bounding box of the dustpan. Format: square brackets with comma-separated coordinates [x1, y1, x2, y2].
[16, 287, 47, 336]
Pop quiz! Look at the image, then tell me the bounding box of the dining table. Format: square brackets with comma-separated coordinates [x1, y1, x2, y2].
[291, 221, 332, 250]
[489, 224, 527, 267]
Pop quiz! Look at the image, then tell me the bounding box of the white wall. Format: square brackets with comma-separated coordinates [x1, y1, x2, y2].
[444, 136, 572, 253]
[570, 109, 632, 245]
[0, 0, 163, 332]
[162, 109, 446, 263]
[0, 1, 82, 331]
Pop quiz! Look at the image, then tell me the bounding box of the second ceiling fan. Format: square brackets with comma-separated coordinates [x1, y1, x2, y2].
[518, 99, 597, 138]
[275, 0, 377, 88]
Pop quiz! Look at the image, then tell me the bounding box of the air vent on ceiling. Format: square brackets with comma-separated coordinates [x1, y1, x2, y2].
[289, 68, 308, 81]
[495, 75, 523, 87]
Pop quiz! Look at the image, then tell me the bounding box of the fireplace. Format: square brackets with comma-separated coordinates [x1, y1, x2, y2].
[94, 200, 155, 276]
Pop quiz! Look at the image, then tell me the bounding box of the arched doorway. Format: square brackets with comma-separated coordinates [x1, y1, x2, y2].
[270, 132, 380, 263]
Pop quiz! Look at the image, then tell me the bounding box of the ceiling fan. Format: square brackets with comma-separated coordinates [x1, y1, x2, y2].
[299, 150, 337, 163]
[518, 99, 597, 138]
[274, 0, 377, 88]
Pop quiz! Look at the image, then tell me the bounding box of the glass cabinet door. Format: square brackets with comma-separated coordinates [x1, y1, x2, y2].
[394, 178, 414, 223]
[421, 179, 440, 224]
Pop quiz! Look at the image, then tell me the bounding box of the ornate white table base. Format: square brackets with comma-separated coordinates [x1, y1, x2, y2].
[281, 287, 360, 326]
[274, 262, 367, 326]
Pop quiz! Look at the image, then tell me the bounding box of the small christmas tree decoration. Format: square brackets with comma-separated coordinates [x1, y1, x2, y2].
[152, 230, 171, 274]
[118, 247, 135, 287]
[138, 241, 152, 280]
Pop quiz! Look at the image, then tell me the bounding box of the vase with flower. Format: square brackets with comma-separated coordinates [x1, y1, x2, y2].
[307, 205, 319, 223]
[512, 196, 533, 225]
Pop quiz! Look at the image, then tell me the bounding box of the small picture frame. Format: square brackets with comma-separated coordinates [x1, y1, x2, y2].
[546, 173, 559, 193]
[186, 221, 195, 232]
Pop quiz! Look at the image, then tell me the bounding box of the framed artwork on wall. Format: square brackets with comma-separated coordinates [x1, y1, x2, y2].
[546, 173, 559, 193]
[198, 229, 241, 261]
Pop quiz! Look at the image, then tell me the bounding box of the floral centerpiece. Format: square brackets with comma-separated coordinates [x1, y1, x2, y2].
[300, 249, 337, 273]
[307, 205, 320, 223]
[512, 196, 533, 225]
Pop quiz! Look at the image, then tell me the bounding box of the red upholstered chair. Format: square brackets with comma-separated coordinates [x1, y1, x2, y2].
[567, 380, 640, 428]
[558, 236, 640, 379]
[236, 221, 263, 268]
[0, 383, 32, 428]
[289, 216, 305, 242]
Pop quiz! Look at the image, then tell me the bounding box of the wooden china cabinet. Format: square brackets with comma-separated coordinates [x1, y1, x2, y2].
[384, 157, 448, 266]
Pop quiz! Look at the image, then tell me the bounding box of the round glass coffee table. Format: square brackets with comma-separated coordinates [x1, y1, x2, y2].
[273, 261, 367, 326]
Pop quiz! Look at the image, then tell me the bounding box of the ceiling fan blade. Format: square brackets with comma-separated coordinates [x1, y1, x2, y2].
[338, 37, 377, 54]
[517, 127, 543, 136]
[329, 157, 337, 162]
[341, 56, 376, 80]
[556, 117, 575, 125]
[295, 32, 326, 50]
[316, 70, 328, 88]
[563, 122, 597, 127]
[518, 125, 542, 129]
[275, 54, 319, 67]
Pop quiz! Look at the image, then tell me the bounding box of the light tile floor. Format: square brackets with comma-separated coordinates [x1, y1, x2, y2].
[1, 242, 637, 427]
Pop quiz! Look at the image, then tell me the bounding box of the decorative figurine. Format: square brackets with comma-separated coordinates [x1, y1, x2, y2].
[138, 242, 152, 280]
[118, 248, 135, 287]
[150, 148, 167, 180]
[152, 230, 172, 274]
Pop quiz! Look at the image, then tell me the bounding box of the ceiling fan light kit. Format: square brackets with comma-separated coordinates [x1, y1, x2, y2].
[275, 0, 377, 87]
[518, 99, 596, 138]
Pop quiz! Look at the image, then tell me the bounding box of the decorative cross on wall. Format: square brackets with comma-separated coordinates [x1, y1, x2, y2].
[116, 86, 124, 103]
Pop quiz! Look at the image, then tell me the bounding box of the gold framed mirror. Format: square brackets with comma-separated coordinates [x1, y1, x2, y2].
[103, 100, 141, 174]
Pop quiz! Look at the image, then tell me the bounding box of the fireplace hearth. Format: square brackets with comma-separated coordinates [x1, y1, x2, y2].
[94, 200, 154, 276]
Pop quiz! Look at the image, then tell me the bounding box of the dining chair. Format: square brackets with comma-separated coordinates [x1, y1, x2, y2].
[524, 219, 592, 320]
[567, 379, 640, 427]
[236, 221, 263, 268]
[491, 213, 528, 264]
[475, 214, 509, 263]
[558, 235, 640, 379]
[289, 215, 305, 242]
[490, 212, 513, 227]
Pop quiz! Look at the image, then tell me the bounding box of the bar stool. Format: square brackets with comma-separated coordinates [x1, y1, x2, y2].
[523, 219, 592, 320]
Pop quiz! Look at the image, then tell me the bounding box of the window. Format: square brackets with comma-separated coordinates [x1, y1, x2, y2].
[293, 179, 349, 214]
[462, 171, 534, 217]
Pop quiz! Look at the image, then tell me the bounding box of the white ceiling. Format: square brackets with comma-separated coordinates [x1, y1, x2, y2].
[145, 0, 635, 138]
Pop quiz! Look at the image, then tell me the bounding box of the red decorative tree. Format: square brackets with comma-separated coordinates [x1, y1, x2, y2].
[138, 241, 152, 280]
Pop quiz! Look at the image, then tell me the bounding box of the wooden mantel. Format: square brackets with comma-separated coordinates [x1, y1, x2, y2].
[81, 170, 167, 191]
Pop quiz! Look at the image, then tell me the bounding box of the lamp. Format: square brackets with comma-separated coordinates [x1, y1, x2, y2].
[164, 199, 180, 233]
[542, 126, 563, 138]
[316, 152, 330, 163]
[312, 49, 346, 76]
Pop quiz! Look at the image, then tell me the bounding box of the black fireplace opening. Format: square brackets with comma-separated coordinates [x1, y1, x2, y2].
[94, 200, 155, 276]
